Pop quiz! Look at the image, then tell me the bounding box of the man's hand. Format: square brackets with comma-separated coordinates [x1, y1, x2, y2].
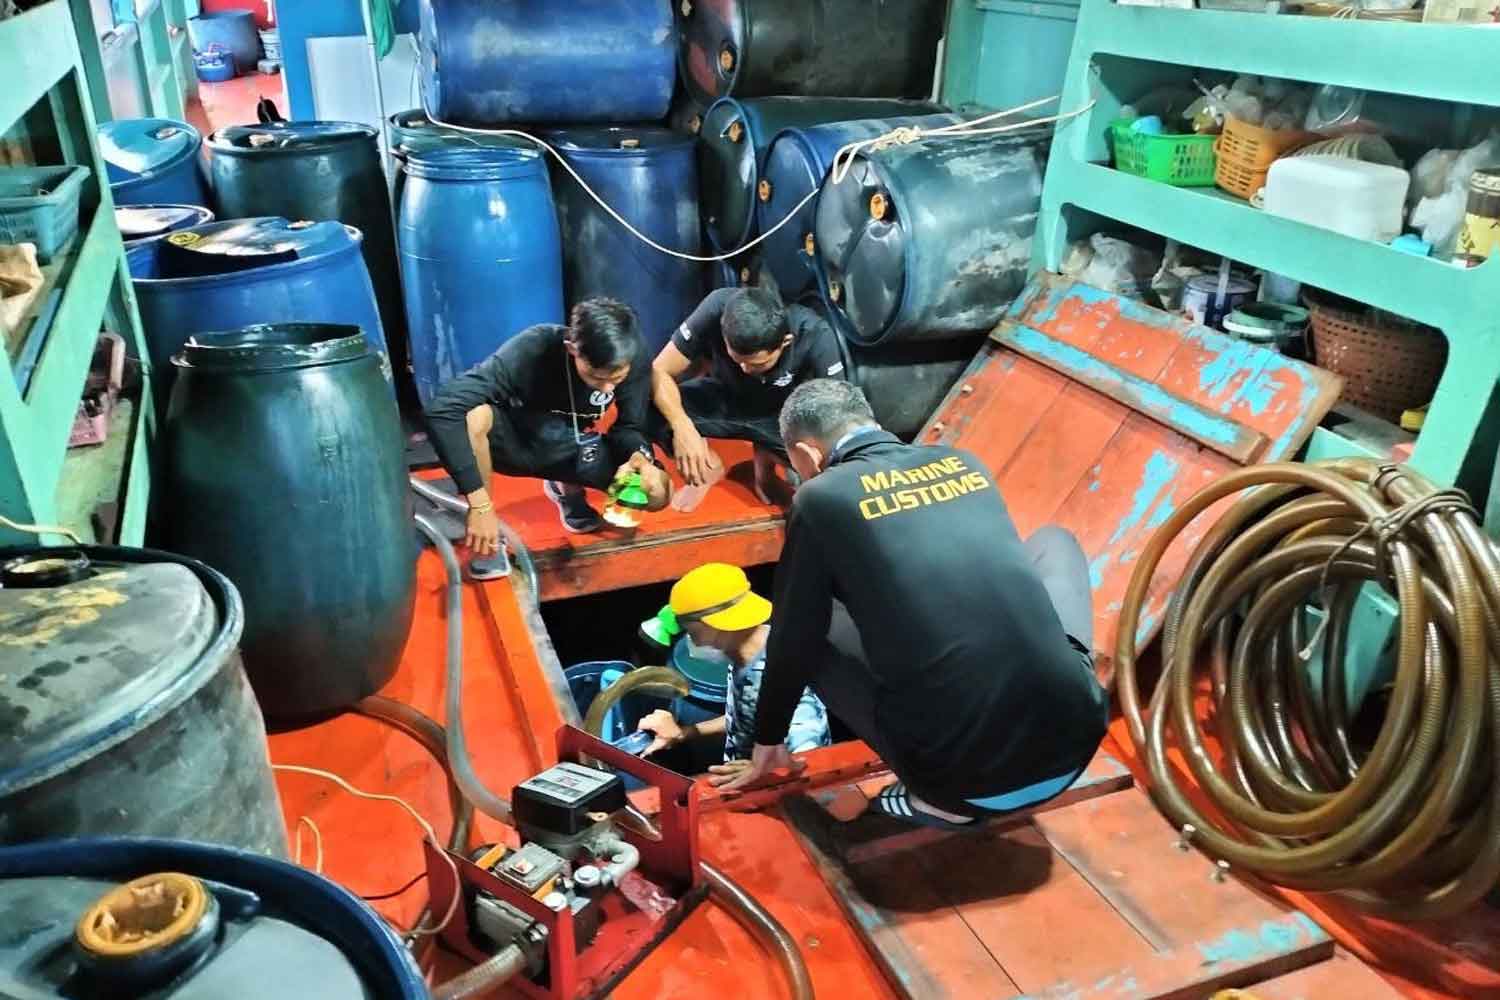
[673, 422, 720, 488]
[708, 742, 805, 790]
[636, 709, 685, 757]
[466, 507, 501, 556]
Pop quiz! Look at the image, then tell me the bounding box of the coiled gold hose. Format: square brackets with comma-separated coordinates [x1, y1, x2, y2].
[1116, 458, 1500, 920]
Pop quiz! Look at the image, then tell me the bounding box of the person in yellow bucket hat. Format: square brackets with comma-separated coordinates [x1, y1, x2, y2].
[635, 563, 830, 767]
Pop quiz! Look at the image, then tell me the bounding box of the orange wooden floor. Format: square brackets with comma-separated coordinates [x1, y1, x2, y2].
[476, 439, 786, 600]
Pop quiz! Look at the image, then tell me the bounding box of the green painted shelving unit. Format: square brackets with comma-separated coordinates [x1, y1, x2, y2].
[1, 1, 155, 547]
[1041, 1, 1500, 493]
[69, 0, 197, 124]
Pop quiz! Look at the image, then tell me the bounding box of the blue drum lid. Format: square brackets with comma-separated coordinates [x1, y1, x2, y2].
[0, 558, 224, 797]
[115, 204, 215, 241]
[98, 118, 202, 181]
[144, 217, 358, 279]
[669, 640, 730, 703]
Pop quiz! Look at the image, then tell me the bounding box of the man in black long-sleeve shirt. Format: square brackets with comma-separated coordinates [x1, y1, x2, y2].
[714, 380, 1107, 829]
[423, 299, 671, 547]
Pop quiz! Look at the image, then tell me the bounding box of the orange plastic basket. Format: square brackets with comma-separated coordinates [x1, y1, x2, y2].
[1214, 115, 1318, 200]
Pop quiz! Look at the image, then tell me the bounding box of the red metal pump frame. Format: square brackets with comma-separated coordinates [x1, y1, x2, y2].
[424, 726, 705, 1000]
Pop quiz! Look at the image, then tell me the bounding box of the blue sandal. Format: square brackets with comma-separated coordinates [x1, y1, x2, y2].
[870, 783, 981, 832]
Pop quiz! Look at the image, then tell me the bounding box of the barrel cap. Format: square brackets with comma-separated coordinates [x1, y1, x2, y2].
[208, 121, 377, 155]
[814, 152, 906, 343]
[0, 551, 236, 797]
[173, 323, 369, 373]
[98, 118, 202, 182]
[676, 0, 747, 104]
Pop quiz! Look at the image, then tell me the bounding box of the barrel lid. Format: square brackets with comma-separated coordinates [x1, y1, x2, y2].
[669, 639, 729, 701]
[0, 552, 234, 796]
[173, 323, 369, 373]
[208, 121, 377, 155]
[813, 153, 906, 344]
[140, 217, 358, 280]
[543, 126, 694, 156]
[98, 118, 202, 181]
[115, 204, 215, 241]
[403, 145, 545, 181]
[676, 0, 747, 105]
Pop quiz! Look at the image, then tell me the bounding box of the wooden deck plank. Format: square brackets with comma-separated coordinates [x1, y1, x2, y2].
[1248, 950, 1406, 999]
[921, 823, 1155, 992]
[784, 797, 1023, 1000]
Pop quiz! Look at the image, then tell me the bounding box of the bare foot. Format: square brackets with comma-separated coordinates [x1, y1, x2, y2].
[671, 455, 726, 513]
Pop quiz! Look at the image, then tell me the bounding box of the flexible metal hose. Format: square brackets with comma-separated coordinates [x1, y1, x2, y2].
[431, 944, 527, 1000]
[581, 666, 693, 739]
[1116, 458, 1500, 920]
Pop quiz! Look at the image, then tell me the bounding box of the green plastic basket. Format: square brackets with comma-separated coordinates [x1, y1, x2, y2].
[0, 165, 89, 263]
[1110, 120, 1217, 187]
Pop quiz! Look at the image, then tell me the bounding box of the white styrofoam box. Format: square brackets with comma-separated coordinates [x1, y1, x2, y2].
[305, 33, 419, 147]
[1264, 154, 1411, 244]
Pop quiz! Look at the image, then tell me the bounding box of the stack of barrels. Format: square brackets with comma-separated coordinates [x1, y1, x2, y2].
[80, 0, 1057, 729]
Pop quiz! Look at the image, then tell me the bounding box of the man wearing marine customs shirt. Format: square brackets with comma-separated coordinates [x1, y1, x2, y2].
[714, 379, 1108, 831]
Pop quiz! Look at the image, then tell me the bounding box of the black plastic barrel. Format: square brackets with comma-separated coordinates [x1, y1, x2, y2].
[846, 335, 986, 440]
[205, 122, 410, 402]
[418, 0, 675, 124]
[757, 112, 967, 301]
[159, 325, 416, 722]
[667, 90, 709, 137]
[0, 838, 426, 999]
[699, 96, 944, 252]
[678, 0, 946, 105]
[815, 132, 1049, 346]
[544, 126, 703, 354]
[0, 546, 286, 856]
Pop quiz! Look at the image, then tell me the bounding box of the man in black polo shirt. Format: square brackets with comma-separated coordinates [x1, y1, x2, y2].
[424, 298, 671, 549]
[712, 380, 1108, 830]
[651, 287, 847, 505]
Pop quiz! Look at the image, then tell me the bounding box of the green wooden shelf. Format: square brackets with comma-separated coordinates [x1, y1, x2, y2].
[68, 0, 192, 124]
[1040, 0, 1500, 491]
[1, 1, 156, 546]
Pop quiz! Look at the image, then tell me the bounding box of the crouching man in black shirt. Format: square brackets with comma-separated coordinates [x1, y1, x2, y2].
[714, 380, 1108, 830]
[651, 287, 848, 505]
[424, 298, 671, 547]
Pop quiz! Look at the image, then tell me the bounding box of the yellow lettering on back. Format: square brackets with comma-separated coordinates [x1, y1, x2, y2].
[963, 472, 989, 491]
[931, 482, 954, 502]
[897, 490, 920, 511]
[887, 469, 910, 486]
[859, 497, 883, 520]
[860, 472, 891, 493]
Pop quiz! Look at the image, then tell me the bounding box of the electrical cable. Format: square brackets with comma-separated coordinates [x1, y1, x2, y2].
[362, 870, 429, 902]
[271, 763, 463, 938]
[1115, 458, 1500, 921]
[417, 93, 1094, 265]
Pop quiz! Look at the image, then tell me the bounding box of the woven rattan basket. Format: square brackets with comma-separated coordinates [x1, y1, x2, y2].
[1306, 290, 1446, 423]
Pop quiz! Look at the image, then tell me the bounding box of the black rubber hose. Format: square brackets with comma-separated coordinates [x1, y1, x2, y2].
[1116, 458, 1500, 920]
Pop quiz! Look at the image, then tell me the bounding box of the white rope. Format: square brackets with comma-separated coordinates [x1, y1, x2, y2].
[419, 93, 1095, 265]
[0, 514, 82, 545]
[273, 763, 461, 941]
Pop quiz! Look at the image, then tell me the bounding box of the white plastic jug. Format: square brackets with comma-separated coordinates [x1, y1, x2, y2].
[1264, 155, 1411, 243]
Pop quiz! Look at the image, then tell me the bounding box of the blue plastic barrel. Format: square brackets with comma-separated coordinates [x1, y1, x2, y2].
[544, 126, 702, 355]
[758, 112, 967, 301]
[187, 10, 260, 75]
[127, 217, 389, 407]
[417, 0, 675, 125]
[115, 203, 215, 244]
[0, 838, 426, 999]
[99, 118, 211, 208]
[398, 147, 563, 404]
